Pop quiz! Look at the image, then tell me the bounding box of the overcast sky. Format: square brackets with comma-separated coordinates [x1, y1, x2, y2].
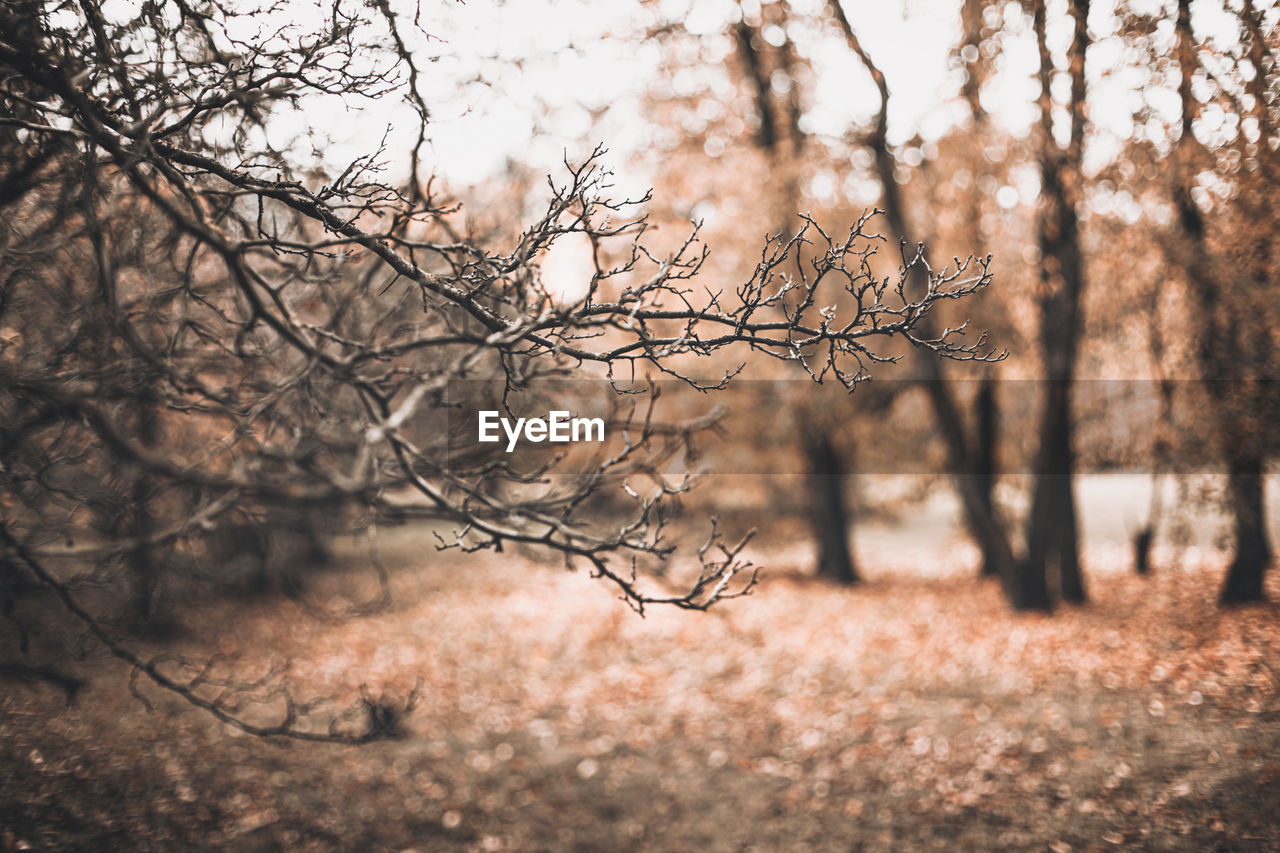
[290, 0, 1273, 195]
[312, 0, 987, 188]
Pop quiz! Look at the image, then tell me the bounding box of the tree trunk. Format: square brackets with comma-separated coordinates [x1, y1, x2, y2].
[1220, 454, 1271, 604]
[1173, 0, 1272, 604]
[1025, 380, 1084, 605]
[1022, 0, 1090, 607]
[804, 429, 859, 585]
[1133, 526, 1154, 575]
[921, 374, 1018, 595]
[1135, 360, 1175, 576]
[975, 375, 1000, 576]
[827, 3, 1019, 599]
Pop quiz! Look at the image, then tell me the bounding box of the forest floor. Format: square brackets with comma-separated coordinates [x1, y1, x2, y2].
[3, 528, 1280, 852]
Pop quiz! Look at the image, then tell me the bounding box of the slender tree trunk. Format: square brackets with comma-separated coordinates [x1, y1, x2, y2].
[922, 372, 1018, 594]
[1173, 0, 1272, 603]
[1134, 395, 1174, 577]
[1230, 0, 1275, 601]
[733, 18, 778, 153]
[1022, 0, 1090, 607]
[1057, 468, 1083, 602]
[1025, 379, 1083, 605]
[1133, 469, 1159, 575]
[827, 2, 1020, 597]
[956, 8, 1012, 588]
[1133, 526, 1154, 575]
[804, 428, 859, 585]
[1220, 454, 1270, 604]
[1135, 303, 1176, 575]
[975, 375, 1000, 576]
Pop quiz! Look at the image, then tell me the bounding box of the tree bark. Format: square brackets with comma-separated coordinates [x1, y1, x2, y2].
[975, 375, 999, 575]
[1173, 0, 1272, 603]
[1022, 0, 1089, 607]
[1133, 526, 1154, 575]
[1220, 455, 1270, 604]
[804, 428, 859, 585]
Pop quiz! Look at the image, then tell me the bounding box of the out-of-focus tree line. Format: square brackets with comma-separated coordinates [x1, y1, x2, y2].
[626, 0, 1278, 608]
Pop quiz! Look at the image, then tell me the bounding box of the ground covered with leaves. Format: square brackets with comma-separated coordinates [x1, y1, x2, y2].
[4, 532, 1280, 852]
